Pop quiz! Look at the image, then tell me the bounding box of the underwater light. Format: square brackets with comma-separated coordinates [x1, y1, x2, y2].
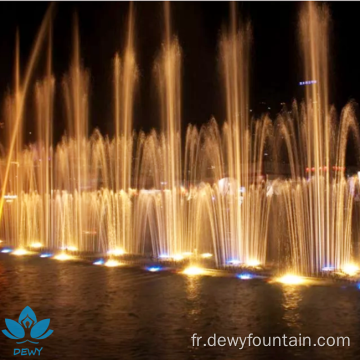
[104, 259, 122, 267]
[237, 273, 253, 280]
[108, 248, 126, 256]
[246, 259, 260, 267]
[93, 259, 105, 266]
[201, 253, 213, 258]
[12, 248, 29, 256]
[146, 266, 162, 272]
[1, 248, 12, 253]
[182, 266, 205, 276]
[30, 242, 42, 249]
[159, 254, 170, 259]
[321, 266, 335, 272]
[54, 253, 74, 261]
[277, 274, 305, 285]
[40, 253, 53, 258]
[227, 259, 241, 265]
[173, 254, 184, 261]
[67, 246, 78, 252]
[342, 263, 359, 276]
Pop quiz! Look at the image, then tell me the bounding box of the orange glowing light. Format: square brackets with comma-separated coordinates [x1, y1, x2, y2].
[182, 266, 205, 276]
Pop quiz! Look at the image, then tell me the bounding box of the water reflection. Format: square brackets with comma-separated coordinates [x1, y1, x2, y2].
[186, 279, 203, 325]
[281, 285, 303, 330]
[0, 257, 360, 360]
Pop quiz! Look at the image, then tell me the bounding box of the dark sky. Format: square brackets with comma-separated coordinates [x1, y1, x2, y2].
[0, 2, 359, 142]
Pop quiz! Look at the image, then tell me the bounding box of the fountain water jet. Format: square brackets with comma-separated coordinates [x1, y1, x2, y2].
[0, 3, 359, 278]
[211, 3, 273, 266]
[275, 3, 360, 274]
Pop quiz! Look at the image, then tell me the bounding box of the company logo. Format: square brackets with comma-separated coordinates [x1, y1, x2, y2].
[2, 306, 53, 347]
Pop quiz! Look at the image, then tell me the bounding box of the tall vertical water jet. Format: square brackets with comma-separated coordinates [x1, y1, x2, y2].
[213, 3, 272, 266]
[301, 2, 331, 273]
[1, 39, 21, 247]
[113, 4, 137, 192]
[109, 3, 137, 254]
[0, 8, 54, 250]
[276, 3, 360, 274]
[0, 5, 54, 225]
[1, 33, 22, 249]
[147, 1, 183, 258]
[34, 21, 55, 248]
[60, 14, 90, 251]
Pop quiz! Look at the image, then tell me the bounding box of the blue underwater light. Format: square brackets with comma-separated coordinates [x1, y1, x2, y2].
[227, 259, 241, 265]
[146, 266, 163, 272]
[237, 273, 253, 280]
[321, 266, 335, 272]
[93, 259, 105, 265]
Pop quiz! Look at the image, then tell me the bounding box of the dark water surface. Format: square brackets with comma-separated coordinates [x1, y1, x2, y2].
[0, 255, 359, 360]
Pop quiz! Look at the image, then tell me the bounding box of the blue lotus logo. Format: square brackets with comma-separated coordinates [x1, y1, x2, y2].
[2, 306, 53, 344]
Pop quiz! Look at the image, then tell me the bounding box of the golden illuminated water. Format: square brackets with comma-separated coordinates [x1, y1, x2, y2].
[0, 3, 359, 274]
[275, 3, 360, 274]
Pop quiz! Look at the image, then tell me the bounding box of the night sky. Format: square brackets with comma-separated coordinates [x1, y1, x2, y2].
[0, 2, 359, 142]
